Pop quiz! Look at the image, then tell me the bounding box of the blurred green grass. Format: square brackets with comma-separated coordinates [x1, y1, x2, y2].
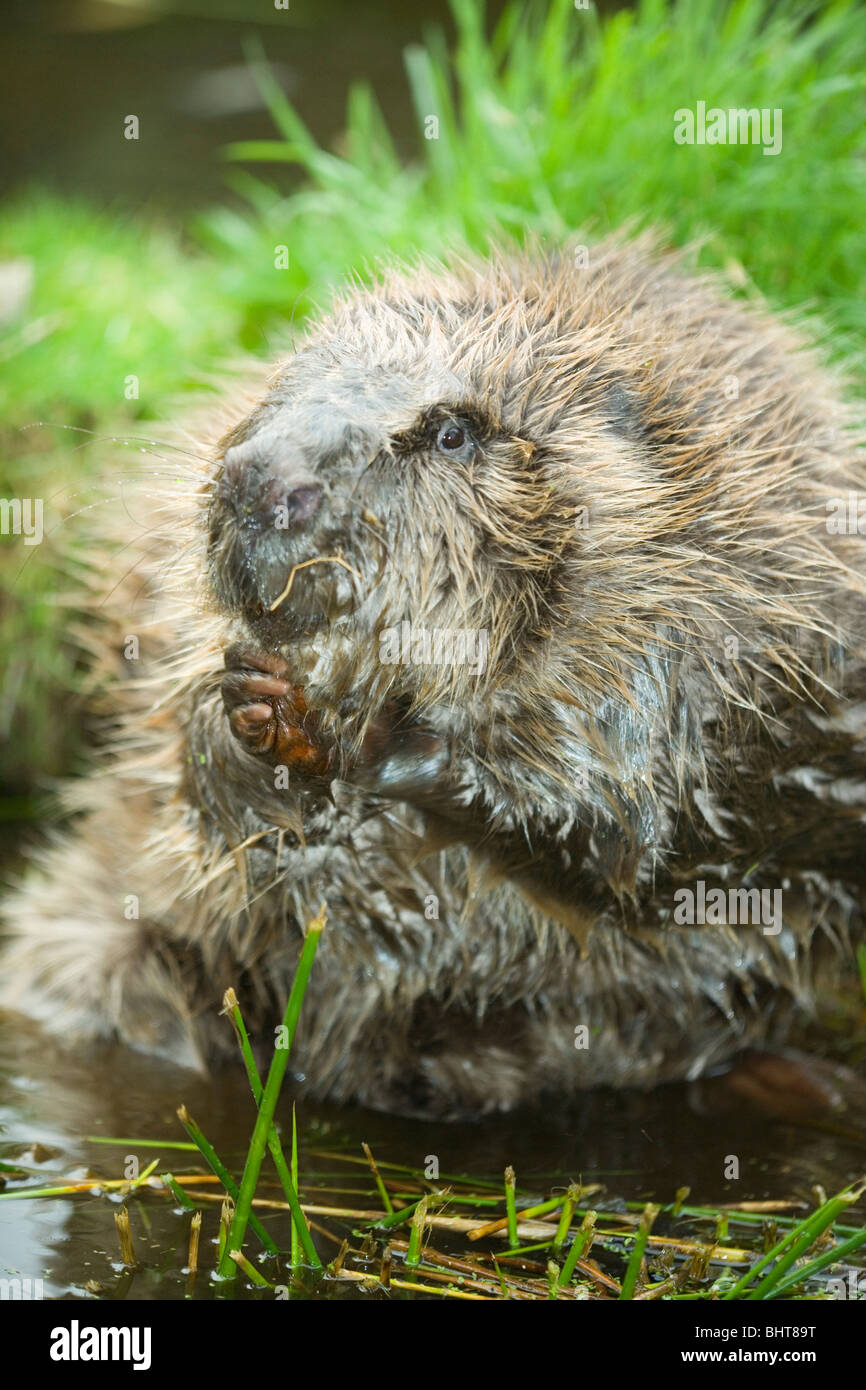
[1, 0, 864, 793]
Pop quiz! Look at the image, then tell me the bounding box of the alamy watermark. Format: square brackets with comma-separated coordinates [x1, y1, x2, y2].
[1, 1276, 44, 1299]
[0, 497, 43, 545]
[673, 879, 782, 935]
[674, 102, 782, 157]
[379, 621, 489, 676]
[49, 1320, 151, 1370]
[827, 493, 866, 534]
[827, 1271, 866, 1300]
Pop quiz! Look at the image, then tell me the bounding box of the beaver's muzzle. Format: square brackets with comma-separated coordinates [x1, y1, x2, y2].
[217, 435, 324, 534]
[207, 429, 361, 630]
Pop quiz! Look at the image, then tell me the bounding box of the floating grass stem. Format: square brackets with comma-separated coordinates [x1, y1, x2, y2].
[375, 1195, 426, 1230]
[467, 1190, 576, 1242]
[162, 1173, 197, 1211]
[229, 1249, 273, 1288]
[123, 1157, 160, 1194]
[87, 1137, 197, 1151]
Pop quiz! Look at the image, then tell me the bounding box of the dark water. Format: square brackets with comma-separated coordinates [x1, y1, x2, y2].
[0, 0, 468, 211]
[2, 1013, 865, 1300]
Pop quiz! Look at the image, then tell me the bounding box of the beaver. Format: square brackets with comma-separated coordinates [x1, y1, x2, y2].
[2, 234, 865, 1119]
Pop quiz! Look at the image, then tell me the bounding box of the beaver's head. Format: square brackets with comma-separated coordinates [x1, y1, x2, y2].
[205, 249, 691, 725]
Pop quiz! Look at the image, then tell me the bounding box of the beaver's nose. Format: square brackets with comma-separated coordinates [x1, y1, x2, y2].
[260, 478, 324, 527]
[219, 447, 323, 531]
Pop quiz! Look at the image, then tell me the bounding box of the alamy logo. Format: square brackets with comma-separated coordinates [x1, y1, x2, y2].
[827, 1271, 866, 1300]
[826, 493, 866, 534]
[0, 1276, 44, 1299]
[49, 1319, 152, 1370]
[379, 621, 489, 676]
[674, 103, 782, 156]
[0, 497, 43, 545]
[673, 880, 782, 935]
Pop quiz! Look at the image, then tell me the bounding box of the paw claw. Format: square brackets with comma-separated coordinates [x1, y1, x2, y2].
[222, 646, 334, 778]
[228, 702, 277, 753]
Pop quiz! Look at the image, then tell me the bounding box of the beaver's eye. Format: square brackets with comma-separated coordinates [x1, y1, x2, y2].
[437, 421, 467, 452]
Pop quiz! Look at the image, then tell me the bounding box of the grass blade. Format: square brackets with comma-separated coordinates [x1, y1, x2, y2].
[218, 905, 326, 1278]
[222, 986, 320, 1268]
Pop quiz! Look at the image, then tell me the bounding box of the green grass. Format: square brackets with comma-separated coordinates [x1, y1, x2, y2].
[1, 0, 865, 792]
[210, 0, 866, 361]
[217, 906, 325, 1277]
[0, 200, 242, 786]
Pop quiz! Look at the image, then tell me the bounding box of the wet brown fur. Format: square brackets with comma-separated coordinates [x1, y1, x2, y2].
[2, 234, 865, 1117]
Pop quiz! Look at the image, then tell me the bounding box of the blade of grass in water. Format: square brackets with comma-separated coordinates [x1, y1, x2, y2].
[162, 1174, 197, 1212]
[218, 905, 326, 1279]
[553, 1187, 578, 1252]
[221, 986, 320, 1268]
[557, 1211, 597, 1288]
[176, 1105, 279, 1257]
[229, 1249, 274, 1288]
[218, 1196, 232, 1268]
[765, 1224, 866, 1300]
[291, 1104, 300, 1270]
[619, 1203, 660, 1300]
[86, 1137, 197, 1151]
[405, 1196, 429, 1267]
[745, 1189, 864, 1300]
[504, 1166, 518, 1249]
[374, 1196, 426, 1230]
[362, 1142, 394, 1217]
[721, 1185, 864, 1300]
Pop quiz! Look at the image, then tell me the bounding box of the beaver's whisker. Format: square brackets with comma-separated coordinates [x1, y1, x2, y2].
[19, 420, 215, 469]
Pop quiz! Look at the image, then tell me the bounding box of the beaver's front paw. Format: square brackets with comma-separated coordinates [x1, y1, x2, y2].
[222, 644, 335, 779]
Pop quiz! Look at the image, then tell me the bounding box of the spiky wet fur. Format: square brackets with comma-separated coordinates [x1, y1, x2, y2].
[3, 235, 865, 1118]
